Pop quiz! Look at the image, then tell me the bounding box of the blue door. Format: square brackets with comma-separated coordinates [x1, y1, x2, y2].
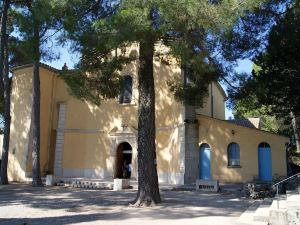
[258, 143, 272, 181]
[199, 144, 211, 180]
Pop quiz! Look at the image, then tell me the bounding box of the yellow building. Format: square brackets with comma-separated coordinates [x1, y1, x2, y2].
[8, 48, 288, 185]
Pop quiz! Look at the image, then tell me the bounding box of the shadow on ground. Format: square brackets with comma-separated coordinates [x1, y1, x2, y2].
[0, 183, 251, 225]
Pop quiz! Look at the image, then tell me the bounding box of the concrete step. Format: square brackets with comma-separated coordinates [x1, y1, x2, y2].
[269, 208, 288, 225]
[287, 194, 300, 203]
[56, 178, 140, 190]
[253, 199, 273, 222]
[287, 195, 300, 214]
[57, 178, 115, 190]
[271, 198, 287, 210]
[286, 189, 300, 198]
[267, 194, 300, 225]
[287, 194, 300, 225]
[235, 201, 268, 225]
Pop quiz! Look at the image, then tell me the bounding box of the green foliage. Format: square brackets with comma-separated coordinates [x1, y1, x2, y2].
[221, 0, 292, 60]
[13, 0, 65, 62]
[230, 0, 300, 137]
[60, 55, 133, 105]
[61, 0, 264, 106]
[233, 95, 286, 134]
[234, 1, 300, 117]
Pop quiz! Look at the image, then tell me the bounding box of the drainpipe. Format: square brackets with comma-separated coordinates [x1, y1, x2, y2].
[211, 82, 214, 118]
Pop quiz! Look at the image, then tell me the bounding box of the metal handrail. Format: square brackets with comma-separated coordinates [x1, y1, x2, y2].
[273, 172, 300, 209]
[273, 172, 300, 188]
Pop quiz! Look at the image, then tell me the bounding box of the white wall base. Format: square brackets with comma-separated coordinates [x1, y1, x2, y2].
[158, 172, 184, 185]
[63, 168, 112, 179]
[61, 169, 184, 185]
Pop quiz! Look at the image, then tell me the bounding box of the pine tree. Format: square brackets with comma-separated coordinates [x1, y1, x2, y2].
[0, 0, 11, 185]
[230, 0, 300, 152]
[62, 0, 264, 206]
[14, 0, 64, 186]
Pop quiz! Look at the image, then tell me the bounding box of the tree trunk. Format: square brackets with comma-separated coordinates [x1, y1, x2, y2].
[31, 22, 42, 187]
[0, 0, 10, 185]
[291, 111, 300, 153]
[132, 38, 161, 206]
[0, 0, 9, 95]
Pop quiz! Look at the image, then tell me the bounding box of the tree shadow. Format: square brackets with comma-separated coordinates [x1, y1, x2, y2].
[0, 184, 251, 225]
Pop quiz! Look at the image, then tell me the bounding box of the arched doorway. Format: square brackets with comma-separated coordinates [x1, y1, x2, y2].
[199, 143, 211, 180]
[258, 142, 272, 181]
[115, 142, 132, 178]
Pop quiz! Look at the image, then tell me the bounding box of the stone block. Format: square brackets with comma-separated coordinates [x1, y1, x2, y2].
[269, 209, 288, 225]
[196, 179, 219, 192]
[45, 175, 54, 186]
[113, 179, 130, 191]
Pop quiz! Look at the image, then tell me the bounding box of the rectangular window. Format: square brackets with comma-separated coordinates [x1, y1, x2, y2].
[119, 75, 132, 104]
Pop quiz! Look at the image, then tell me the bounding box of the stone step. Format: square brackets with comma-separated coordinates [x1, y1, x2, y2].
[286, 189, 300, 199]
[287, 194, 300, 203]
[270, 198, 287, 210]
[269, 209, 288, 225]
[286, 194, 300, 225]
[57, 178, 114, 190]
[235, 201, 268, 225]
[253, 199, 273, 222]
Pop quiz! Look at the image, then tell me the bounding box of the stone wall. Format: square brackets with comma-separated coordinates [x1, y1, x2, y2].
[183, 105, 199, 184]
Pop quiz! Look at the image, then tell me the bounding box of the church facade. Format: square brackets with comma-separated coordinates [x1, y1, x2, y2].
[7, 46, 288, 185]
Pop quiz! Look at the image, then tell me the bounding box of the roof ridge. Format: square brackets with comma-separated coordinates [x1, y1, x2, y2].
[11, 62, 60, 73]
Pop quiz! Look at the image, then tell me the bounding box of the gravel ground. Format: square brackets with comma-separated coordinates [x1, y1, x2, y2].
[0, 183, 251, 225]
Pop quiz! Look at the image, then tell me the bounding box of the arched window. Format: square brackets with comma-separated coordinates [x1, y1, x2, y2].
[258, 142, 270, 148]
[227, 142, 240, 167]
[119, 75, 133, 104]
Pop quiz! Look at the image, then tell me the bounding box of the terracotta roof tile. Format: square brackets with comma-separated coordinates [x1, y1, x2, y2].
[228, 118, 261, 129]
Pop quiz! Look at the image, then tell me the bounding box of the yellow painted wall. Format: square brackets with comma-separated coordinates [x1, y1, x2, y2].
[50, 44, 183, 175]
[9, 63, 288, 184]
[8, 66, 58, 181]
[196, 82, 226, 120]
[156, 127, 180, 173]
[9, 42, 229, 182]
[197, 115, 288, 183]
[8, 67, 33, 181]
[63, 132, 111, 169]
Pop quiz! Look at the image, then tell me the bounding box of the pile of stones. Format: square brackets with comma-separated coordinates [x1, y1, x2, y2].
[244, 183, 277, 199]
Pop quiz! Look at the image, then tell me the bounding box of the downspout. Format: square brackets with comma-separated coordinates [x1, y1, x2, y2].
[211, 82, 214, 118]
[46, 73, 56, 173]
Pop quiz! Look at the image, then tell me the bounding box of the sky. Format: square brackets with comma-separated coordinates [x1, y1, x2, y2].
[44, 47, 253, 120]
[223, 59, 253, 119]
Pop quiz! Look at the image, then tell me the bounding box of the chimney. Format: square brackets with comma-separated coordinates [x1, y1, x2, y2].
[62, 63, 68, 71]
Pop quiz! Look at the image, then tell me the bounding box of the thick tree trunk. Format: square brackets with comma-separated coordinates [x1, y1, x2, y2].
[0, 0, 9, 95]
[291, 111, 300, 153]
[0, 0, 10, 185]
[31, 23, 42, 187]
[132, 38, 161, 206]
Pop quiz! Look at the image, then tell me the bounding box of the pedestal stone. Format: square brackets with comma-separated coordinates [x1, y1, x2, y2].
[113, 179, 130, 191]
[46, 175, 54, 186]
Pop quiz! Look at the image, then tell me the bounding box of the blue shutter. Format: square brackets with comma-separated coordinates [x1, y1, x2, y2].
[199, 144, 211, 180]
[258, 142, 272, 181]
